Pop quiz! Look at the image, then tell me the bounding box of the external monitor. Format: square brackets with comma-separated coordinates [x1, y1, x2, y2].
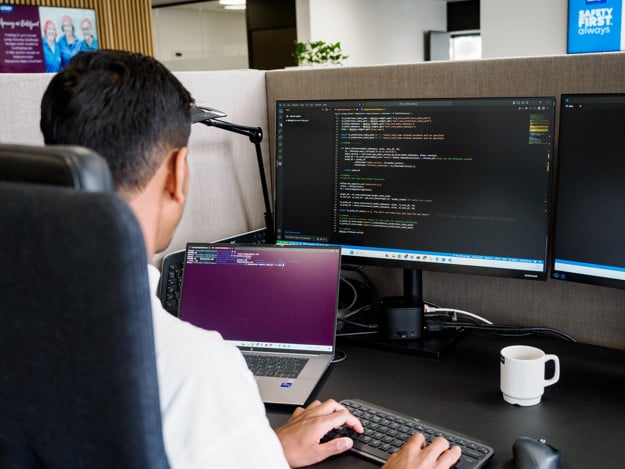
[274, 97, 556, 354]
[552, 94, 625, 289]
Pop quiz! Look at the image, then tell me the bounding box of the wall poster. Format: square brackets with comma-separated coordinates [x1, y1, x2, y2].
[0, 4, 98, 73]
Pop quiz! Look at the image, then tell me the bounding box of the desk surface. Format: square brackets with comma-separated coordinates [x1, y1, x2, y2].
[266, 331, 625, 468]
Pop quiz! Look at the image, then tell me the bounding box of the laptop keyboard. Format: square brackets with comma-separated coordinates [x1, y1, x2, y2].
[244, 355, 308, 378]
[324, 399, 494, 469]
[163, 254, 184, 315]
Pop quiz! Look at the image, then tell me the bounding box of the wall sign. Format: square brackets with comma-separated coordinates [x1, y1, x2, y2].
[568, 0, 624, 53]
[0, 4, 97, 73]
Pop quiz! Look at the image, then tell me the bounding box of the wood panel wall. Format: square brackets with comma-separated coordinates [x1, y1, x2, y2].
[10, 0, 154, 55]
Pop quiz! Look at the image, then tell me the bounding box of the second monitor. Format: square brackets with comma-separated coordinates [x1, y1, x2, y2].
[552, 93, 625, 290]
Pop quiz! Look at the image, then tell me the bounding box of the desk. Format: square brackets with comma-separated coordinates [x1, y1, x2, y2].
[266, 332, 625, 468]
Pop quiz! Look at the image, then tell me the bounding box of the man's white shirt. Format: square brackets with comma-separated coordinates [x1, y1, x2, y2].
[147, 264, 290, 468]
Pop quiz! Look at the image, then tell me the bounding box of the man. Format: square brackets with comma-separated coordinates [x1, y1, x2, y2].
[40, 49, 461, 469]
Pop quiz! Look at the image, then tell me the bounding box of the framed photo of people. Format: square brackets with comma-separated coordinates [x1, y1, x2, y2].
[0, 4, 98, 73]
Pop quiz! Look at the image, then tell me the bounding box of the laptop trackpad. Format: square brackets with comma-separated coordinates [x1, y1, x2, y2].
[254, 356, 331, 405]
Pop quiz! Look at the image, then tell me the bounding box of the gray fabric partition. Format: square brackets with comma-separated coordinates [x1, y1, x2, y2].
[265, 53, 625, 350]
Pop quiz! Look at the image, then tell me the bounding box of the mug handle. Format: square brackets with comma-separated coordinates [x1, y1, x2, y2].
[544, 354, 560, 387]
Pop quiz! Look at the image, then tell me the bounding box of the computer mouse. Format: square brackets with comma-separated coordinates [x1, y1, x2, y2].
[512, 437, 561, 469]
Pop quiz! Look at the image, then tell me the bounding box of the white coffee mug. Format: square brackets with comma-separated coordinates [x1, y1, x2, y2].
[500, 345, 560, 406]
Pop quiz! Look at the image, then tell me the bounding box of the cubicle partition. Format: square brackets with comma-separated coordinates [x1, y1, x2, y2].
[1, 53, 624, 350]
[265, 53, 625, 351]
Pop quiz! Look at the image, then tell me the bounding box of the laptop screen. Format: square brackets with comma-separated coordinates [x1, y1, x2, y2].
[178, 244, 341, 353]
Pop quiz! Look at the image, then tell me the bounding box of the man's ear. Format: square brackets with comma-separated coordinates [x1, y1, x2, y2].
[164, 147, 189, 203]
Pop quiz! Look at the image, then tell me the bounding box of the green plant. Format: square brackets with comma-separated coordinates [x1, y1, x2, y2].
[293, 40, 349, 66]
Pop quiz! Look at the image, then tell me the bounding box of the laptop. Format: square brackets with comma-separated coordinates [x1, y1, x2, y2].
[177, 243, 341, 405]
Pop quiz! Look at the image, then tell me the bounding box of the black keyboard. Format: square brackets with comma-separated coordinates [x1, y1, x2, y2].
[159, 228, 267, 316]
[244, 355, 308, 378]
[324, 399, 494, 469]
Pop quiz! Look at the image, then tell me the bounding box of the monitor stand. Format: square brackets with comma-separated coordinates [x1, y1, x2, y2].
[350, 268, 462, 358]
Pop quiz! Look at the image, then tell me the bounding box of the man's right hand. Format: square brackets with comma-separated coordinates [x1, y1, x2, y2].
[382, 433, 461, 469]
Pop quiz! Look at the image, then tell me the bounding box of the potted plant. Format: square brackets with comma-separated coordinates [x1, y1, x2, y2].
[293, 40, 349, 66]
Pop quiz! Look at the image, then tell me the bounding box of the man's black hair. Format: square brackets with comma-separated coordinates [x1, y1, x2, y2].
[40, 49, 194, 193]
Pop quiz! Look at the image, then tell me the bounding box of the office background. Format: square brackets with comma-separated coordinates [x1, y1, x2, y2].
[152, 0, 568, 71]
[8, 0, 571, 68]
[4, 0, 567, 70]
[2, 0, 624, 353]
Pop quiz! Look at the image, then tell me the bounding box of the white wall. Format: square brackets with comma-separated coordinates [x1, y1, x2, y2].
[296, 0, 447, 65]
[152, 7, 248, 71]
[481, 0, 568, 58]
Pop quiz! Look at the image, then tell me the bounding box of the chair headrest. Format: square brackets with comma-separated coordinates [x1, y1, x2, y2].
[0, 143, 114, 192]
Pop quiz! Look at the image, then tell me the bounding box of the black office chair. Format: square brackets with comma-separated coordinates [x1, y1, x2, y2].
[0, 145, 170, 468]
[0, 143, 114, 191]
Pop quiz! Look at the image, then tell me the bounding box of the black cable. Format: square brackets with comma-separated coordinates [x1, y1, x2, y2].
[427, 321, 577, 342]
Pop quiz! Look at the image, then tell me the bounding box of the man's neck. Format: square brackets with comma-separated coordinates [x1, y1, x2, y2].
[125, 192, 159, 262]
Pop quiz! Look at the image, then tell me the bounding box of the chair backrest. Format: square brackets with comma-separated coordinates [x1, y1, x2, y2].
[0, 143, 114, 192]
[0, 181, 169, 465]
